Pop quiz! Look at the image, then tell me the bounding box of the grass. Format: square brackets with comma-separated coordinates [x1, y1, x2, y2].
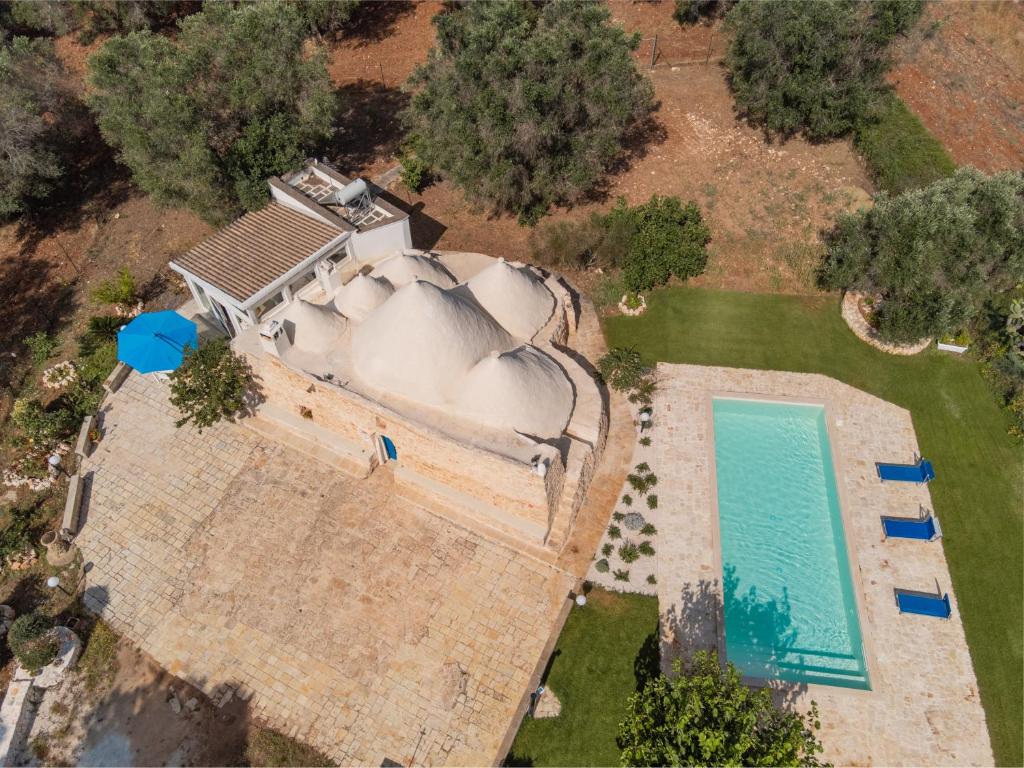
[855, 92, 956, 194]
[79, 620, 120, 691]
[605, 287, 1023, 766]
[245, 726, 336, 767]
[506, 588, 658, 766]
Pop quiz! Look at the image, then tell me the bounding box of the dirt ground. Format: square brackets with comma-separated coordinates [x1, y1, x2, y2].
[23, 641, 249, 767]
[890, 1, 1024, 173]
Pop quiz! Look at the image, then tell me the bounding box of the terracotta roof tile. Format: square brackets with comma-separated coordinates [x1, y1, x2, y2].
[171, 203, 344, 303]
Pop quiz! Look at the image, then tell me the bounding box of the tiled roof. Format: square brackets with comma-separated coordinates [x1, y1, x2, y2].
[171, 202, 344, 303]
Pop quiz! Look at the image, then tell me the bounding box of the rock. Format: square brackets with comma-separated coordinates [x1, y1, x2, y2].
[534, 688, 562, 718]
[169, 694, 182, 714]
[622, 512, 646, 531]
[185, 697, 199, 712]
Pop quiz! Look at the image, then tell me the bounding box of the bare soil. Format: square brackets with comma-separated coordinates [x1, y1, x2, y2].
[890, 1, 1024, 173]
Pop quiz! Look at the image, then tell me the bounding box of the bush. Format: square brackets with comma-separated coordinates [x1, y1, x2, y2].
[819, 168, 1024, 344]
[595, 558, 610, 574]
[91, 268, 137, 307]
[622, 494, 633, 507]
[638, 541, 655, 557]
[613, 569, 630, 582]
[169, 338, 256, 431]
[646, 574, 657, 585]
[598, 348, 650, 392]
[602, 542, 614, 557]
[619, 651, 825, 766]
[79, 621, 119, 691]
[404, 0, 654, 221]
[610, 196, 711, 292]
[646, 494, 658, 510]
[0, 505, 34, 563]
[11, 398, 75, 446]
[639, 436, 651, 446]
[855, 93, 955, 194]
[640, 523, 657, 536]
[24, 332, 58, 365]
[674, 0, 725, 24]
[619, 541, 640, 564]
[528, 216, 608, 270]
[608, 524, 622, 540]
[612, 511, 625, 522]
[725, 0, 923, 140]
[8, 613, 59, 673]
[291, 0, 360, 37]
[398, 146, 431, 193]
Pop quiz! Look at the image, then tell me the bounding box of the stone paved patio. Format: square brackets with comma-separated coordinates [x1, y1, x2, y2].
[76, 374, 578, 766]
[653, 364, 992, 766]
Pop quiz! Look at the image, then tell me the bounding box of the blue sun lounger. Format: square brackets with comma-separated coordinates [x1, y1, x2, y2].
[881, 512, 942, 541]
[876, 458, 935, 483]
[895, 588, 952, 619]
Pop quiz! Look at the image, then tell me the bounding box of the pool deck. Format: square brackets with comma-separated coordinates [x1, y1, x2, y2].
[653, 363, 992, 766]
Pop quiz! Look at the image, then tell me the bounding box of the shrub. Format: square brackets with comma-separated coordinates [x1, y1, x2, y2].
[82, 315, 124, 346]
[674, 0, 721, 24]
[640, 523, 657, 536]
[639, 436, 651, 446]
[725, 0, 923, 140]
[8, 612, 59, 672]
[646, 494, 658, 509]
[638, 541, 655, 557]
[607, 524, 622, 540]
[24, 332, 58, 365]
[169, 338, 256, 431]
[595, 558, 610, 574]
[91, 268, 137, 307]
[855, 93, 955, 195]
[0, 505, 34, 563]
[613, 569, 630, 582]
[601, 543, 614, 558]
[599, 348, 649, 392]
[612, 511, 625, 522]
[622, 494, 633, 507]
[619, 651, 825, 765]
[528, 215, 608, 270]
[398, 145, 431, 193]
[819, 168, 1024, 344]
[11, 398, 75, 446]
[635, 462, 650, 473]
[611, 195, 711, 292]
[619, 541, 640, 564]
[292, 0, 361, 36]
[591, 274, 628, 312]
[404, 1, 654, 221]
[646, 574, 657, 585]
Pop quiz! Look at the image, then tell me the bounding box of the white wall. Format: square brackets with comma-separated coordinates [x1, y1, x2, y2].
[349, 218, 412, 264]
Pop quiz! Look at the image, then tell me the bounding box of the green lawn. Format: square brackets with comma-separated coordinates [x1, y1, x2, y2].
[603, 287, 1023, 767]
[507, 589, 659, 767]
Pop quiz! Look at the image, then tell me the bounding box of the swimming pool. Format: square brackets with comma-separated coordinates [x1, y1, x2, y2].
[712, 397, 870, 690]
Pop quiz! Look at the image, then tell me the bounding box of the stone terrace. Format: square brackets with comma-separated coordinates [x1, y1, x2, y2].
[75, 373, 575, 766]
[653, 364, 992, 766]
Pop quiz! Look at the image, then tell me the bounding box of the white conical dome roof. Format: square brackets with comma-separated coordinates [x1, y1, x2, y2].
[370, 252, 455, 289]
[351, 280, 514, 405]
[334, 274, 395, 322]
[281, 299, 347, 354]
[465, 258, 554, 340]
[456, 346, 573, 438]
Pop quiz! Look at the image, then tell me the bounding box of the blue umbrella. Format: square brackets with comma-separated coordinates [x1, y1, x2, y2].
[117, 310, 199, 374]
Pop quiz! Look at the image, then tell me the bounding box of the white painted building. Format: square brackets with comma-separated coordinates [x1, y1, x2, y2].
[169, 160, 412, 336]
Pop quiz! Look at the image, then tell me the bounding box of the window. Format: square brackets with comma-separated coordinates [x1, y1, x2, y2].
[289, 270, 317, 295]
[254, 292, 285, 319]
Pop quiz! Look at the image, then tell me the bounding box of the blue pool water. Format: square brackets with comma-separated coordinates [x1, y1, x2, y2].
[713, 398, 870, 690]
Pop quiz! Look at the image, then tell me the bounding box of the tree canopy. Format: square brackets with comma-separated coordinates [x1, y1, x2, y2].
[819, 168, 1024, 343]
[618, 651, 826, 767]
[724, 0, 923, 140]
[0, 35, 64, 217]
[87, 1, 335, 223]
[404, 0, 654, 222]
[169, 338, 256, 431]
[612, 195, 711, 292]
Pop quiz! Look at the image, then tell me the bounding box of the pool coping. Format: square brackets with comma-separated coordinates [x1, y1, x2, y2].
[705, 390, 879, 700]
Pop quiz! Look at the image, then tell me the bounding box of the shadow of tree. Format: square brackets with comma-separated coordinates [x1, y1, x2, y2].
[342, 1, 418, 47]
[633, 629, 661, 692]
[582, 109, 670, 205]
[331, 81, 410, 172]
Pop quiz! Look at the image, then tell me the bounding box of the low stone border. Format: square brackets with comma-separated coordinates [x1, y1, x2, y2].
[618, 294, 647, 316]
[841, 292, 931, 355]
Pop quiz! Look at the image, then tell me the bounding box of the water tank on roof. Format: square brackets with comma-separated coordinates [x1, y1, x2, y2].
[335, 178, 368, 206]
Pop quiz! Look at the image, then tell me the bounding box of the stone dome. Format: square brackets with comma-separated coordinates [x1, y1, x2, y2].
[281, 299, 347, 355]
[455, 346, 574, 438]
[351, 280, 514, 405]
[465, 258, 555, 340]
[370, 252, 456, 289]
[333, 274, 395, 322]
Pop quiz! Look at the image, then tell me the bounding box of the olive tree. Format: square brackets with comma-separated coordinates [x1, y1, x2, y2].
[404, 0, 654, 222]
[169, 338, 256, 431]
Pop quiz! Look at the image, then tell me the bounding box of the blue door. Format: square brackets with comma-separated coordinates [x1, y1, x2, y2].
[381, 436, 397, 461]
